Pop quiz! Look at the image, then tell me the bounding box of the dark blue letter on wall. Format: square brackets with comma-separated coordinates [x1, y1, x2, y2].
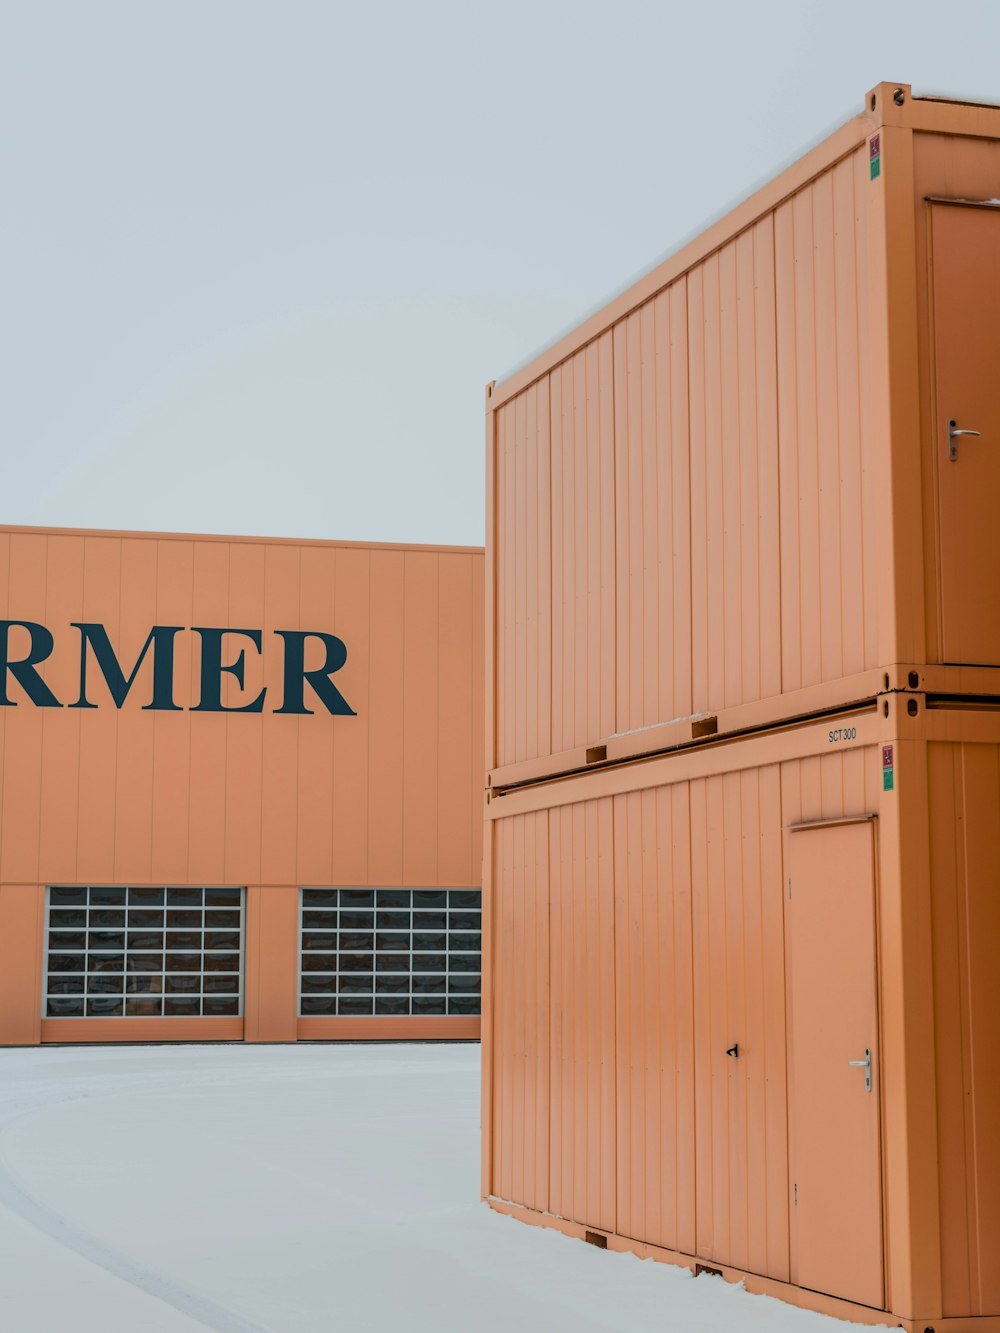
[70, 624, 181, 710]
[274, 631, 355, 715]
[192, 628, 266, 713]
[0, 620, 61, 707]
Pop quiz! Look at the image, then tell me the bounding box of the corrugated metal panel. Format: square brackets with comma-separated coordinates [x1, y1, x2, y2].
[549, 795, 616, 1231]
[491, 810, 550, 1212]
[489, 742, 882, 1285]
[491, 145, 886, 760]
[688, 220, 782, 716]
[927, 740, 1000, 1318]
[495, 382, 551, 767]
[775, 149, 878, 694]
[613, 282, 693, 732]
[0, 529, 483, 893]
[613, 784, 695, 1254]
[690, 765, 788, 1277]
[549, 337, 616, 756]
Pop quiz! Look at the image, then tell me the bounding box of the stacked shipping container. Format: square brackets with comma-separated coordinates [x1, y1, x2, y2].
[483, 83, 1000, 1332]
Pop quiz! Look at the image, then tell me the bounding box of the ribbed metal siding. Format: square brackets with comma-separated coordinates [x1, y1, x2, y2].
[0, 530, 484, 892]
[491, 144, 882, 764]
[927, 739, 1000, 1318]
[487, 743, 880, 1281]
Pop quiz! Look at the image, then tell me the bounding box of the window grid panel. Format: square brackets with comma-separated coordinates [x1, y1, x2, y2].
[298, 888, 482, 1017]
[43, 887, 245, 1019]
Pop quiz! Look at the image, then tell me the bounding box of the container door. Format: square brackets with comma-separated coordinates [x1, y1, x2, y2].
[788, 820, 883, 1309]
[931, 203, 1000, 665]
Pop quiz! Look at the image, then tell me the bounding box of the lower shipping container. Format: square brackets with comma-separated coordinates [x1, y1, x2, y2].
[482, 690, 1000, 1332]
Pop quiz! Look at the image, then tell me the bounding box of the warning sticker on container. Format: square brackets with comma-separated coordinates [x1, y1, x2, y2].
[870, 134, 881, 181]
[882, 745, 893, 769]
[882, 743, 893, 791]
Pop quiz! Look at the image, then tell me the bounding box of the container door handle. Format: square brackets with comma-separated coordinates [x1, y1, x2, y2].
[949, 419, 983, 461]
[848, 1047, 872, 1092]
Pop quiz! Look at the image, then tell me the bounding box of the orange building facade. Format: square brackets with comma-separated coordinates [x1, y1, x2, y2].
[482, 85, 1000, 1331]
[0, 526, 484, 1046]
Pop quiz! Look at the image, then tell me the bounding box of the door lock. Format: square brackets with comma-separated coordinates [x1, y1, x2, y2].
[848, 1047, 873, 1092]
[949, 419, 982, 461]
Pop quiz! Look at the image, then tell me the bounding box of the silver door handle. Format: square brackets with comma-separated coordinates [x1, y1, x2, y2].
[848, 1048, 872, 1092]
[949, 419, 983, 461]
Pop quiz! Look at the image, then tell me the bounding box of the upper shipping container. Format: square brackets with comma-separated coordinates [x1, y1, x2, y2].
[485, 82, 1000, 778]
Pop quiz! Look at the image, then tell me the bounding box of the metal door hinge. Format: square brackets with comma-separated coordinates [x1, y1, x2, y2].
[794, 1183, 798, 1205]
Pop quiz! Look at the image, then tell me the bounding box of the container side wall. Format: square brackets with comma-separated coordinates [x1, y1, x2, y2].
[775, 147, 878, 695]
[550, 337, 617, 756]
[491, 810, 550, 1212]
[612, 784, 695, 1254]
[549, 795, 616, 1231]
[691, 763, 788, 1278]
[495, 384, 551, 767]
[613, 281, 693, 732]
[491, 143, 883, 765]
[927, 739, 1000, 1317]
[688, 222, 782, 716]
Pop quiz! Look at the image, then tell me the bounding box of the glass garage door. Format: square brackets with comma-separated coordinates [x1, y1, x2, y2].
[44, 886, 244, 1018]
[299, 887, 481, 1017]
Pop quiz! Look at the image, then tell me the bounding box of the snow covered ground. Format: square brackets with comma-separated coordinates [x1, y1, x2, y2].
[0, 1043, 871, 1333]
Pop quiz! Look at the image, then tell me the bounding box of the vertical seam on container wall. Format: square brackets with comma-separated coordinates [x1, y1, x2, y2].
[684, 279, 695, 726]
[849, 155, 867, 674]
[778, 760, 792, 1279]
[925, 207, 944, 664]
[866, 811, 888, 1311]
[610, 792, 618, 1236]
[831, 172, 845, 682]
[686, 772, 698, 1252]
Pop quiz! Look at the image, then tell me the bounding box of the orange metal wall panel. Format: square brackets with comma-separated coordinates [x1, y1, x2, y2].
[613, 282, 693, 732]
[0, 885, 44, 1044]
[926, 740, 1000, 1318]
[243, 885, 299, 1043]
[548, 796, 616, 1232]
[775, 149, 878, 694]
[0, 529, 483, 897]
[690, 765, 789, 1278]
[495, 381, 552, 768]
[549, 338, 617, 758]
[612, 784, 695, 1255]
[490, 810, 550, 1212]
[491, 146, 887, 763]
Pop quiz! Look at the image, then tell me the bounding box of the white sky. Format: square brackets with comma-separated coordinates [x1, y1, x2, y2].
[2, 0, 998, 547]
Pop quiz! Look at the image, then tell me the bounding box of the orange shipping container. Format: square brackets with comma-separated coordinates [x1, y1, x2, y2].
[484, 696, 1000, 1331]
[0, 525, 484, 1046]
[487, 82, 1000, 776]
[483, 83, 1000, 1332]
